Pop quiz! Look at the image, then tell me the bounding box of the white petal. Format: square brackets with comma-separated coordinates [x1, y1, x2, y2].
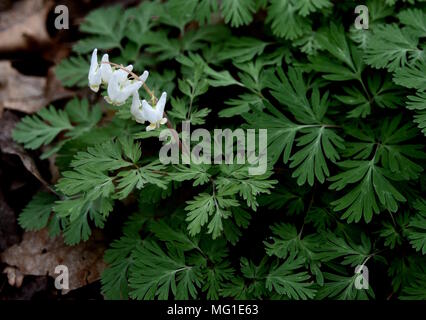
[139, 70, 149, 84]
[118, 81, 142, 104]
[124, 81, 143, 95]
[106, 72, 121, 103]
[135, 118, 146, 124]
[156, 91, 167, 116]
[88, 48, 101, 91]
[131, 92, 145, 123]
[88, 73, 101, 92]
[114, 69, 129, 84]
[141, 100, 162, 123]
[131, 91, 141, 114]
[104, 96, 113, 104]
[113, 65, 133, 84]
[89, 84, 100, 92]
[100, 54, 112, 83]
[146, 123, 157, 131]
[160, 118, 168, 125]
[89, 48, 98, 74]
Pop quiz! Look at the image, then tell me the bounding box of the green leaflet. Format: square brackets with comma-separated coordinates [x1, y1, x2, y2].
[18, 192, 58, 233]
[221, 0, 256, 27]
[73, 5, 127, 53]
[12, 99, 102, 158]
[407, 200, 426, 254]
[265, 256, 317, 300]
[329, 160, 406, 223]
[365, 24, 423, 72]
[129, 241, 202, 300]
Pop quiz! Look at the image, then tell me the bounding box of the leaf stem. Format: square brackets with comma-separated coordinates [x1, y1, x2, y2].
[358, 76, 372, 103]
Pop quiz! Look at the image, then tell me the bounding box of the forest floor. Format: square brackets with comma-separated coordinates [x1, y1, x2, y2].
[0, 0, 139, 300]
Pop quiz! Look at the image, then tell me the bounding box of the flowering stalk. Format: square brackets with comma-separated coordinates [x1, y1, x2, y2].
[101, 60, 188, 155]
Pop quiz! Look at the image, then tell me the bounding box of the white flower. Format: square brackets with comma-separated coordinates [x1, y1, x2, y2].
[88, 48, 102, 92]
[140, 92, 168, 131]
[105, 69, 148, 106]
[130, 91, 168, 131]
[88, 49, 113, 92]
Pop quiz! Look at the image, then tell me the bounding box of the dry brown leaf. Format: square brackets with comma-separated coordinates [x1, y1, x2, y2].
[0, 190, 20, 251]
[46, 66, 75, 104]
[0, 61, 73, 114]
[0, 111, 50, 188]
[0, 0, 53, 52]
[0, 229, 107, 293]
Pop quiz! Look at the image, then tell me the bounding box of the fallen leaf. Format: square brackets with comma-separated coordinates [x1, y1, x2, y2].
[0, 229, 107, 293]
[42, 42, 72, 65]
[0, 61, 73, 114]
[0, 191, 20, 251]
[0, 111, 50, 188]
[0, 0, 53, 52]
[0, 274, 49, 300]
[46, 66, 75, 104]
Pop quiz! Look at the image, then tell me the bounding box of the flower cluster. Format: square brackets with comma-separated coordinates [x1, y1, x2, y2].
[88, 48, 168, 131]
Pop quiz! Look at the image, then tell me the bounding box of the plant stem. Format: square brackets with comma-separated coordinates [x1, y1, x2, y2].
[358, 76, 372, 103]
